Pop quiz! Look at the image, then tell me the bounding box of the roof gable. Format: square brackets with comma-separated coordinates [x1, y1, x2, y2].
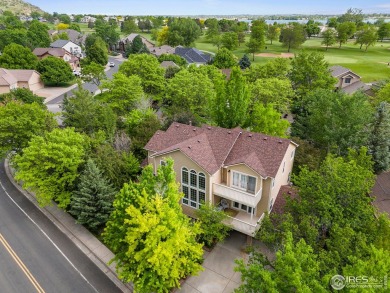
[146, 123, 294, 177]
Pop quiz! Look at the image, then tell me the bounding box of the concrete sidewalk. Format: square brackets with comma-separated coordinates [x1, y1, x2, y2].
[4, 159, 132, 293]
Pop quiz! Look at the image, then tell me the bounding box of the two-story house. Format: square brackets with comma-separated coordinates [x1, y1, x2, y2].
[33, 48, 80, 70]
[145, 123, 297, 237]
[50, 40, 82, 58]
[330, 65, 371, 94]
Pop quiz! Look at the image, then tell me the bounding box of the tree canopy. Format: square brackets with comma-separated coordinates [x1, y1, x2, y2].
[119, 54, 165, 95]
[279, 23, 306, 52]
[37, 56, 73, 85]
[0, 101, 56, 158]
[61, 86, 116, 139]
[0, 43, 38, 69]
[289, 51, 336, 97]
[103, 160, 203, 292]
[13, 128, 87, 208]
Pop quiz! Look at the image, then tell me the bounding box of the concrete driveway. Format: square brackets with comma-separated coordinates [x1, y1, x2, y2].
[372, 171, 390, 216]
[176, 231, 248, 293]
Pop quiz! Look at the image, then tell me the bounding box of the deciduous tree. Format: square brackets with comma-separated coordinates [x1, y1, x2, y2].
[119, 54, 165, 95]
[81, 62, 106, 86]
[163, 69, 215, 120]
[0, 101, 56, 158]
[13, 128, 87, 208]
[37, 56, 73, 85]
[355, 25, 378, 51]
[321, 29, 337, 50]
[289, 51, 336, 97]
[103, 160, 203, 292]
[221, 32, 238, 51]
[0, 43, 38, 69]
[99, 72, 144, 115]
[336, 21, 356, 48]
[211, 67, 250, 128]
[62, 86, 116, 139]
[195, 203, 231, 248]
[247, 103, 290, 137]
[27, 20, 51, 49]
[250, 78, 294, 112]
[292, 89, 373, 155]
[212, 47, 237, 69]
[266, 24, 280, 44]
[280, 23, 306, 52]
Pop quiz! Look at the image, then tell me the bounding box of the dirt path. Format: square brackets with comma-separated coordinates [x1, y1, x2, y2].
[256, 53, 294, 58]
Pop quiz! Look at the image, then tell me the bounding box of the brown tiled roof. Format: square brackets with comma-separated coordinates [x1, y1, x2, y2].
[272, 185, 298, 214]
[224, 132, 291, 177]
[145, 123, 294, 177]
[33, 47, 68, 58]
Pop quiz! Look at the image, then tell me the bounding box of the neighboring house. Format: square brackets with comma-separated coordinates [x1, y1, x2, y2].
[0, 68, 18, 94]
[160, 61, 179, 69]
[0, 68, 44, 94]
[149, 45, 175, 57]
[117, 33, 155, 52]
[145, 123, 297, 237]
[33, 47, 80, 70]
[80, 16, 96, 23]
[330, 65, 371, 94]
[50, 40, 82, 57]
[173, 46, 212, 65]
[54, 29, 86, 46]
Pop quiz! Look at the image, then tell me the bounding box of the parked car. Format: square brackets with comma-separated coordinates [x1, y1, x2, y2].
[73, 70, 81, 77]
[108, 62, 115, 67]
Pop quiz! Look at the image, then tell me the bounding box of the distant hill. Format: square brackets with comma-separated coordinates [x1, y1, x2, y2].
[0, 0, 44, 15]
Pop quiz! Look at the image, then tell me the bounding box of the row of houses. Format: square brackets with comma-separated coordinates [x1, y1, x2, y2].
[117, 33, 212, 65]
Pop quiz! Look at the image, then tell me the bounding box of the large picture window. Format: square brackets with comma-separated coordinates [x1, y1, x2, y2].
[232, 171, 256, 194]
[181, 167, 206, 209]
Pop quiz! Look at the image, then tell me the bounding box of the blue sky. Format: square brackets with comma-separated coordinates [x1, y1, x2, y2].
[29, 0, 390, 15]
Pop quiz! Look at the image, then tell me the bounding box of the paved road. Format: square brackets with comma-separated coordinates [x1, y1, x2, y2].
[0, 162, 122, 293]
[47, 57, 123, 107]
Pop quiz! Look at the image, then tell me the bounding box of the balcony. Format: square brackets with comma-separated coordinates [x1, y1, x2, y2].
[213, 183, 262, 207]
[223, 211, 265, 236]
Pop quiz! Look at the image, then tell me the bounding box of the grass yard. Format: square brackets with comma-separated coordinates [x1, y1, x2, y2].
[140, 33, 389, 81]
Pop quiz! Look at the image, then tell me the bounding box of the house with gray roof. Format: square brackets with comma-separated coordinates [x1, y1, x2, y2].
[117, 33, 154, 52]
[174, 46, 212, 65]
[145, 123, 297, 236]
[50, 40, 82, 57]
[330, 65, 371, 94]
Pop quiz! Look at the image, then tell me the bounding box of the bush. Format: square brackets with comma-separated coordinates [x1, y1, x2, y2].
[196, 203, 231, 247]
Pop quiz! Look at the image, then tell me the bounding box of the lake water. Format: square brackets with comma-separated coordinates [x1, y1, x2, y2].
[239, 18, 390, 25]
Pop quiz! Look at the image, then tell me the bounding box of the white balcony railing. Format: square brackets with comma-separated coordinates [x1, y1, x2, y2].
[224, 213, 265, 236]
[213, 183, 262, 207]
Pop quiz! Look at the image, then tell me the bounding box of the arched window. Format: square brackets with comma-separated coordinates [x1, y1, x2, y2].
[182, 167, 188, 185]
[190, 170, 197, 187]
[181, 169, 206, 209]
[199, 173, 205, 190]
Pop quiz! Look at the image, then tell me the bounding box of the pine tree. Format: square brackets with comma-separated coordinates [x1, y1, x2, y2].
[239, 54, 251, 69]
[370, 102, 390, 173]
[70, 159, 116, 231]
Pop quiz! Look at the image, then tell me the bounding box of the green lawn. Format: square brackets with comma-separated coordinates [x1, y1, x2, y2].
[139, 33, 389, 82]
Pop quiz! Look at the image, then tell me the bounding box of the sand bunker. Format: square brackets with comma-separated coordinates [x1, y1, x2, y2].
[256, 53, 294, 58]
